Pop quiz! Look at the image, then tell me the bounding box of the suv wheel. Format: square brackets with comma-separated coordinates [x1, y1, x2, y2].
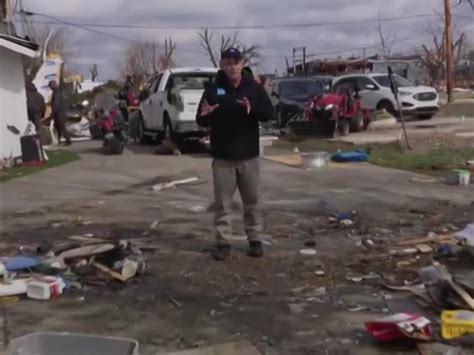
[377, 100, 396, 116]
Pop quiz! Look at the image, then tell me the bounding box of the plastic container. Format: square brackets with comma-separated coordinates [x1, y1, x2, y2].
[6, 332, 139, 355]
[27, 276, 65, 300]
[300, 151, 330, 169]
[446, 169, 471, 186]
[441, 310, 474, 339]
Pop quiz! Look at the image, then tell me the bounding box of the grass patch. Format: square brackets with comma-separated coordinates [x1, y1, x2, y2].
[272, 136, 474, 175]
[0, 150, 80, 183]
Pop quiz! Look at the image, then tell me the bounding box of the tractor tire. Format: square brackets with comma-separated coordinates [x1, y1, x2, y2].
[338, 120, 350, 136]
[376, 100, 396, 116]
[350, 110, 365, 132]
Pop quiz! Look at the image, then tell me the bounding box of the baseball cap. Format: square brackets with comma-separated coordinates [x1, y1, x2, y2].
[221, 47, 242, 60]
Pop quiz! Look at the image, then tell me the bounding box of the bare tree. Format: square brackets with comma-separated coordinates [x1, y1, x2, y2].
[124, 38, 176, 81]
[198, 28, 261, 66]
[457, 0, 474, 7]
[29, 24, 71, 58]
[89, 64, 98, 82]
[418, 18, 467, 86]
[377, 18, 396, 60]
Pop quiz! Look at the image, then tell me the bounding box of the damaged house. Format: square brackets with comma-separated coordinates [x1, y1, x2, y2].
[0, 5, 39, 161]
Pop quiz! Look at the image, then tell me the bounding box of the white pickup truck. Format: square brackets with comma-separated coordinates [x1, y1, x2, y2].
[137, 67, 218, 142]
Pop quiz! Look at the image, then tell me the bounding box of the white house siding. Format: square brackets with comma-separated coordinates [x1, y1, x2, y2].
[0, 46, 29, 160]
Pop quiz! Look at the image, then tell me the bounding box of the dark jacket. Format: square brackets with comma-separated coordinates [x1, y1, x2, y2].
[196, 70, 273, 160]
[51, 87, 67, 113]
[26, 83, 46, 121]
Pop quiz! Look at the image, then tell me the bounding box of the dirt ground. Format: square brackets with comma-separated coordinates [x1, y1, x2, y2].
[0, 141, 473, 354]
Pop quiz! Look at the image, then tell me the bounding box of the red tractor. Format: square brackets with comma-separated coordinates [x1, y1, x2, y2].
[289, 86, 370, 137]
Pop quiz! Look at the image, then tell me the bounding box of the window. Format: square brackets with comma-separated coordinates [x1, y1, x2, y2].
[356, 77, 376, 89]
[279, 80, 322, 97]
[168, 73, 215, 92]
[149, 74, 163, 93]
[333, 78, 358, 93]
[373, 75, 414, 88]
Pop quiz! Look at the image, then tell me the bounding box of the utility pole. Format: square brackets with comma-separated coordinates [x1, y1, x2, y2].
[303, 46, 306, 74]
[292, 48, 296, 76]
[444, 0, 454, 103]
[362, 47, 366, 73]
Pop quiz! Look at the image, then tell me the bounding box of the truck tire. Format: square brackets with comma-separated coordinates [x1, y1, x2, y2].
[137, 115, 147, 144]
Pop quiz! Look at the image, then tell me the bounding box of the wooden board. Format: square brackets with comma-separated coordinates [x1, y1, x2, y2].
[395, 234, 454, 246]
[263, 154, 302, 167]
[416, 244, 434, 254]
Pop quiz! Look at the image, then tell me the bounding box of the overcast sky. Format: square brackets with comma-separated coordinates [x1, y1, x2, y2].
[17, 0, 474, 80]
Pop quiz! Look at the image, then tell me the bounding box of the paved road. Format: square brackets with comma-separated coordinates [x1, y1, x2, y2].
[0, 141, 473, 354]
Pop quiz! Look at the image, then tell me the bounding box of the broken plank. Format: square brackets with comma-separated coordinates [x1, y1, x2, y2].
[92, 262, 127, 282]
[67, 235, 108, 244]
[416, 244, 434, 254]
[395, 234, 454, 246]
[433, 264, 474, 310]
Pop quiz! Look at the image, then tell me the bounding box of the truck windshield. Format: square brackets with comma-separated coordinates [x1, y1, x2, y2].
[373, 75, 414, 88]
[280, 80, 322, 97]
[170, 74, 215, 90]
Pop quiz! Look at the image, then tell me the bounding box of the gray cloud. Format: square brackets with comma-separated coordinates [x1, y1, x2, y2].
[20, 0, 474, 80]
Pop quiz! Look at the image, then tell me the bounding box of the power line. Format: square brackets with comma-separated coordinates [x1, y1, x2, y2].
[21, 10, 137, 43]
[25, 12, 443, 30]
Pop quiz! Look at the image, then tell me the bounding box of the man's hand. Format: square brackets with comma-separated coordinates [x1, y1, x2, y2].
[236, 97, 251, 115]
[200, 100, 219, 116]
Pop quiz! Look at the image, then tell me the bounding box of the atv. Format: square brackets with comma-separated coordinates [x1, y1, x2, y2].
[288, 86, 370, 137]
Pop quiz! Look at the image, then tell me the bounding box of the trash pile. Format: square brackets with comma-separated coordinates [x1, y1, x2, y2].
[0, 238, 145, 301]
[363, 222, 474, 349]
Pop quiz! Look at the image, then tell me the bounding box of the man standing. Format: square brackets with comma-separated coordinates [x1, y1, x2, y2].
[196, 48, 273, 261]
[26, 82, 46, 131]
[49, 80, 71, 145]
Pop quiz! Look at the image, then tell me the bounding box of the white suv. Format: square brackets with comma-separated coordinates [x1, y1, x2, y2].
[137, 67, 218, 142]
[332, 73, 439, 119]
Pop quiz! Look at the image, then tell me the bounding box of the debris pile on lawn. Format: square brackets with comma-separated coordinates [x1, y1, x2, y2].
[0, 238, 146, 300]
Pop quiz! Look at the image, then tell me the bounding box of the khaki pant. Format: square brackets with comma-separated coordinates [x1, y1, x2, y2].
[212, 157, 262, 242]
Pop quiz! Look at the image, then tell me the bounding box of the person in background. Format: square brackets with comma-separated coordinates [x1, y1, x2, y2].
[49, 80, 72, 146]
[26, 82, 46, 131]
[259, 75, 272, 96]
[118, 75, 133, 122]
[196, 48, 274, 261]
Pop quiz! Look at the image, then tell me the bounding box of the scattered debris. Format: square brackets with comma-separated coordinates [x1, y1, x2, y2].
[315, 270, 326, 276]
[0, 279, 29, 297]
[365, 313, 431, 341]
[419, 264, 474, 310]
[415, 244, 433, 254]
[151, 177, 199, 191]
[149, 220, 160, 230]
[288, 303, 306, 314]
[304, 240, 316, 247]
[27, 276, 65, 300]
[299, 249, 317, 256]
[446, 169, 471, 186]
[189, 205, 206, 213]
[441, 310, 474, 340]
[166, 295, 183, 308]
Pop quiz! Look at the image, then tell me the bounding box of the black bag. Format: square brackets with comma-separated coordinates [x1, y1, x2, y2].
[21, 134, 45, 163]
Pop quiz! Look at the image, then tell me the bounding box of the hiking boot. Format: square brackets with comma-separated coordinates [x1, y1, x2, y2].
[211, 243, 231, 261]
[247, 240, 264, 258]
